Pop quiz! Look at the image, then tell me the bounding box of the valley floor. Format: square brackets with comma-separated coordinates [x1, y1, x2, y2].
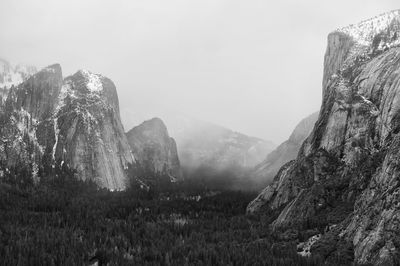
[0, 177, 339, 265]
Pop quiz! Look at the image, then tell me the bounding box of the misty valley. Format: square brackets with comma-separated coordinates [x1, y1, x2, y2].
[2, 5, 400, 266]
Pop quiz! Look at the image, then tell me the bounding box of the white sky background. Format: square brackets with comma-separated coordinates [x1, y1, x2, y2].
[1, 0, 399, 143]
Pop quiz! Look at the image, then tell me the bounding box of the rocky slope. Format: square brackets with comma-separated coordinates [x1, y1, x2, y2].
[0, 65, 134, 190]
[250, 112, 318, 188]
[126, 117, 182, 182]
[248, 10, 400, 265]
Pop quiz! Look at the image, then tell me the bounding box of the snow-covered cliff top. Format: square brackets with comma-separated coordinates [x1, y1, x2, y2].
[336, 9, 400, 46]
[79, 69, 103, 92]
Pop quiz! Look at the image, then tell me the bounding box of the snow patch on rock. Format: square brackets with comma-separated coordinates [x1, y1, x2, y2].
[79, 70, 103, 93]
[337, 9, 400, 46]
[52, 118, 59, 160]
[297, 234, 321, 257]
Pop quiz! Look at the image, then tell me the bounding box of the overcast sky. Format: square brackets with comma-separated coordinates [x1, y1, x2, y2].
[1, 0, 399, 143]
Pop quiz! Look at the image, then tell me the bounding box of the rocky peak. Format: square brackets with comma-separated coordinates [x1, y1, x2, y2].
[52, 69, 134, 190]
[13, 64, 63, 121]
[126, 117, 182, 182]
[129, 117, 169, 140]
[63, 70, 120, 113]
[337, 9, 400, 46]
[77, 69, 104, 92]
[323, 10, 400, 96]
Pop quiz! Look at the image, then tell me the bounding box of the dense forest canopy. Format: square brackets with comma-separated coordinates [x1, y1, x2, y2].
[0, 167, 358, 266]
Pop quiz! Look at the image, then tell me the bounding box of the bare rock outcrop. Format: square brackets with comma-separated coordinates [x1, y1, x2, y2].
[126, 117, 182, 182]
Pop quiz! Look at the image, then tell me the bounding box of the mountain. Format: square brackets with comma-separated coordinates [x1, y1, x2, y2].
[169, 116, 275, 170]
[0, 65, 134, 190]
[248, 10, 400, 265]
[0, 59, 37, 103]
[249, 112, 318, 189]
[163, 115, 275, 187]
[126, 117, 182, 183]
[120, 109, 276, 172]
[120, 109, 276, 189]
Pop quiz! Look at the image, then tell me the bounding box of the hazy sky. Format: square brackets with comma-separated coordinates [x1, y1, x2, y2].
[1, 0, 399, 143]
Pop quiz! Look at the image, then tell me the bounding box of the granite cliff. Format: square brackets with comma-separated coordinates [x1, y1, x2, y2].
[248, 10, 400, 265]
[0, 65, 134, 190]
[126, 117, 182, 183]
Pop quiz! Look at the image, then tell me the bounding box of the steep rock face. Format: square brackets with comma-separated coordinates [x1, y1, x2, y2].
[248, 10, 400, 265]
[0, 65, 63, 182]
[126, 118, 182, 182]
[0, 65, 134, 190]
[53, 70, 134, 190]
[250, 112, 318, 188]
